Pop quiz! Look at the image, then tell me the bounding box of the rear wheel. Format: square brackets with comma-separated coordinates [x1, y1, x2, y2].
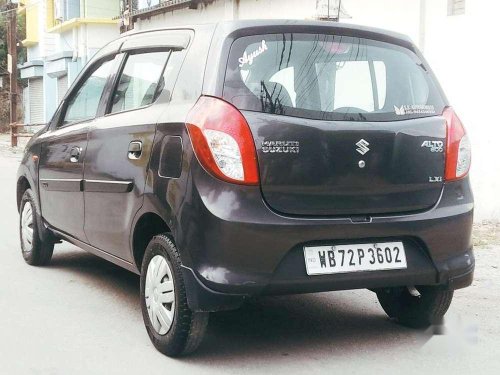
[376, 286, 453, 328]
[19, 189, 54, 266]
[140, 234, 208, 357]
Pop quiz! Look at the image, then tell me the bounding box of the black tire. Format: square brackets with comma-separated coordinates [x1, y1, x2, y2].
[19, 189, 54, 266]
[376, 286, 454, 328]
[140, 234, 208, 357]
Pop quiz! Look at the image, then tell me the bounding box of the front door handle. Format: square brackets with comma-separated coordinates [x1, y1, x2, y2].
[128, 141, 143, 160]
[69, 146, 82, 163]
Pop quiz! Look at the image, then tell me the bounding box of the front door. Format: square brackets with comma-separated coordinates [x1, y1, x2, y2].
[38, 58, 115, 240]
[83, 51, 171, 261]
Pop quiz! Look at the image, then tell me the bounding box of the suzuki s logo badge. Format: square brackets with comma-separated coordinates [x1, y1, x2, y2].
[355, 139, 370, 155]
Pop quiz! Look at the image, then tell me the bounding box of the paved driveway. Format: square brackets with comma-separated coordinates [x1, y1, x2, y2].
[0, 140, 498, 374]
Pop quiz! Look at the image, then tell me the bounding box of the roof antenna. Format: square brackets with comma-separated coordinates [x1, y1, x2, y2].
[337, 0, 342, 21]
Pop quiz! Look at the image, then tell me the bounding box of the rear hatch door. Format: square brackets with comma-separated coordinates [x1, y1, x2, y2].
[223, 32, 447, 216]
[244, 111, 445, 216]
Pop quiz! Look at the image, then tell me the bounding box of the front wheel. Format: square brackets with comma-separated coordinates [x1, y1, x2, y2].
[376, 286, 454, 328]
[19, 189, 54, 266]
[140, 234, 208, 357]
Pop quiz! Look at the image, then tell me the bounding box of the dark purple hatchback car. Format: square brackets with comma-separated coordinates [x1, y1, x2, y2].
[17, 20, 474, 356]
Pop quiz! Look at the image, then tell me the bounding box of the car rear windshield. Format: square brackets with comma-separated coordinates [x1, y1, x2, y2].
[223, 33, 446, 122]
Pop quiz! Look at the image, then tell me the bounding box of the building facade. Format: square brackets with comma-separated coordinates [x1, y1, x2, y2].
[18, 0, 120, 125]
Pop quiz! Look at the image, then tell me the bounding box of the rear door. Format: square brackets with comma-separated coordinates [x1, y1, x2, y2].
[38, 58, 115, 239]
[223, 33, 448, 216]
[82, 46, 175, 261]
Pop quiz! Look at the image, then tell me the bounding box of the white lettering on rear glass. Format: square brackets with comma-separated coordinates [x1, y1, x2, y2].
[239, 40, 268, 68]
[394, 104, 435, 116]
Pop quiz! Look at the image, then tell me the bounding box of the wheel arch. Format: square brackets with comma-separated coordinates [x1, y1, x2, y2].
[16, 175, 32, 212]
[132, 212, 171, 270]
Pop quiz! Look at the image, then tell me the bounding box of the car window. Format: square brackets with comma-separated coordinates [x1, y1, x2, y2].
[159, 50, 185, 102]
[269, 67, 296, 106]
[110, 52, 170, 114]
[62, 59, 113, 125]
[223, 34, 446, 122]
[330, 61, 376, 112]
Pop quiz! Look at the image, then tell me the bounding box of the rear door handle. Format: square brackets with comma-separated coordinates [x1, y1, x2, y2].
[128, 141, 143, 160]
[69, 146, 82, 163]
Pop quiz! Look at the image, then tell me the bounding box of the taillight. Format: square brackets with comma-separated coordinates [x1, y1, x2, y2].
[443, 107, 471, 181]
[186, 96, 259, 185]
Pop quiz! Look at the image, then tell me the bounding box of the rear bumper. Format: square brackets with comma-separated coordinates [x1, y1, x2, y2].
[183, 250, 474, 312]
[439, 249, 475, 290]
[178, 163, 474, 311]
[263, 247, 474, 295]
[182, 249, 474, 312]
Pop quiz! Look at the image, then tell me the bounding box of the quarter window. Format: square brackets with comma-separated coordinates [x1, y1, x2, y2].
[159, 51, 185, 102]
[63, 59, 113, 125]
[111, 52, 170, 114]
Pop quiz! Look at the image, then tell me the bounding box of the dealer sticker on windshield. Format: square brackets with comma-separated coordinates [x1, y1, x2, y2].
[394, 105, 435, 116]
[304, 242, 407, 275]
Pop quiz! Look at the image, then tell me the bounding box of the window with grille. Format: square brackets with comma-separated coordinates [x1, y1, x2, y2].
[448, 0, 465, 16]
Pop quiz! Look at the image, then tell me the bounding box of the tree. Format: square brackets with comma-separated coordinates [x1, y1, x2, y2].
[0, 0, 26, 131]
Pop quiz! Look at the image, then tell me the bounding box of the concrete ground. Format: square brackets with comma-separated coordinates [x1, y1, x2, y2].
[0, 134, 499, 374]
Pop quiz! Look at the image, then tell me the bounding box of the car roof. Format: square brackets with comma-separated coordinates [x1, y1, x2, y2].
[123, 19, 413, 46]
[217, 19, 412, 43]
[89, 20, 417, 100]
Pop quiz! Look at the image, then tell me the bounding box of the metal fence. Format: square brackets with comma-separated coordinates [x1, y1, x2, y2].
[10, 122, 45, 147]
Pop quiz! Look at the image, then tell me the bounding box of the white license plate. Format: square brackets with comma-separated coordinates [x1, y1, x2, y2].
[304, 242, 407, 275]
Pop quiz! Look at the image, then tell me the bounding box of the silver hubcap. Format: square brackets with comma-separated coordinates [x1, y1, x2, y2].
[21, 202, 34, 252]
[145, 255, 175, 335]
